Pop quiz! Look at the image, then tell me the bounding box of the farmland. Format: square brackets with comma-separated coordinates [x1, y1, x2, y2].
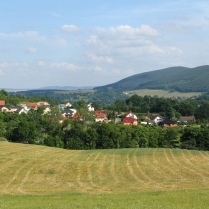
[124, 89, 202, 98]
[1, 142, 209, 208]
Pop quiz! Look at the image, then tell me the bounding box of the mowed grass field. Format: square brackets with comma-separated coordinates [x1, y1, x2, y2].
[1, 142, 209, 208]
[124, 89, 203, 98]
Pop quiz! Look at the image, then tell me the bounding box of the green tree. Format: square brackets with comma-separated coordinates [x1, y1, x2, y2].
[180, 127, 198, 149]
[163, 128, 181, 148]
[195, 102, 209, 120]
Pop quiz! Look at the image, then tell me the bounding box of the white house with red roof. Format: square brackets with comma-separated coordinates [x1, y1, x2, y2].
[122, 111, 138, 125]
[94, 110, 107, 122]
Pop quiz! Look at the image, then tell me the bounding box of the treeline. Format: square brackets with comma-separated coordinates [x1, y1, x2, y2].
[1, 109, 209, 151]
[1, 89, 58, 106]
[105, 94, 209, 121]
[9, 89, 128, 105]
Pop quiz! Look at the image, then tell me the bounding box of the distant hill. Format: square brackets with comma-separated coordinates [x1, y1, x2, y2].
[94, 65, 209, 92]
[39, 86, 95, 90]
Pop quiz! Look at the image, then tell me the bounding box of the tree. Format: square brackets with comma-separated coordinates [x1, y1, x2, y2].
[74, 100, 95, 126]
[180, 127, 198, 149]
[163, 128, 181, 148]
[84, 128, 98, 149]
[195, 102, 209, 120]
[0, 120, 6, 137]
[0, 89, 8, 98]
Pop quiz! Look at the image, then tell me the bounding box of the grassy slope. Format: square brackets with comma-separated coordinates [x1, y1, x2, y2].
[124, 89, 202, 98]
[1, 142, 209, 208]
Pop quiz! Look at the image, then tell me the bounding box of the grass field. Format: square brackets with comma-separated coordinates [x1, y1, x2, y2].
[124, 89, 203, 98]
[1, 142, 209, 208]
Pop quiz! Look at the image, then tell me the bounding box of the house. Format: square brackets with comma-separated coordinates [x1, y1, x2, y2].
[115, 114, 123, 123]
[0, 100, 5, 106]
[7, 106, 18, 113]
[151, 115, 164, 124]
[65, 102, 72, 107]
[124, 111, 138, 119]
[122, 111, 138, 125]
[37, 101, 50, 107]
[43, 107, 51, 115]
[26, 102, 38, 110]
[62, 108, 77, 118]
[147, 115, 164, 125]
[15, 106, 30, 114]
[0, 106, 9, 112]
[159, 119, 177, 127]
[123, 117, 138, 126]
[87, 103, 94, 111]
[0, 105, 18, 113]
[94, 110, 107, 122]
[178, 115, 195, 123]
[58, 102, 72, 110]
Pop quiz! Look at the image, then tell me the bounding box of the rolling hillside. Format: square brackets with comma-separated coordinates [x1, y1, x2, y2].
[1, 142, 209, 195]
[95, 65, 209, 92]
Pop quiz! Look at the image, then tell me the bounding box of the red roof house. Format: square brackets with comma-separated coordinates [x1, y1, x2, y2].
[123, 117, 138, 126]
[26, 102, 38, 110]
[94, 110, 107, 122]
[0, 100, 5, 106]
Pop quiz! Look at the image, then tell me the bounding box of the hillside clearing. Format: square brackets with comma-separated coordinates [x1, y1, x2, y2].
[124, 89, 202, 98]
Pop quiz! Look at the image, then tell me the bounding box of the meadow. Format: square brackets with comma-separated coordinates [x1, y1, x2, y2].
[124, 89, 202, 98]
[1, 141, 209, 208]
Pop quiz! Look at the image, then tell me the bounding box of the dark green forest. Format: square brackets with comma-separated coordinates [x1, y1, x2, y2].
[95, 65, 209, 92]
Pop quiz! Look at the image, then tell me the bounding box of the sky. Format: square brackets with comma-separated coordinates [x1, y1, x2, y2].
[0, 0, 209, 89]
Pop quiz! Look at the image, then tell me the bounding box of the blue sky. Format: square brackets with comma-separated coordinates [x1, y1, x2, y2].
[0, 0, 209, 89]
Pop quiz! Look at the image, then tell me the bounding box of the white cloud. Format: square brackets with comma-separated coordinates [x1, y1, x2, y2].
[86, 52, 114, 63]
[83, 24, 187, 78]
[0, 31, 67, 46]
[146, 44, 165, 54]
[92, 66, 103, 72]
[87, 25, 161, 55]
[37, 61, 46, 67]
[85, 24, 165, 67]
[50, 12, 61, 17]
[51, 62, 81, 71]
[0, 31, 44, 40]
[0, 62, 28, 68]
[26, 47, 37, 53]
[94, 24, 159, 39]
[61, 25, 80, 33]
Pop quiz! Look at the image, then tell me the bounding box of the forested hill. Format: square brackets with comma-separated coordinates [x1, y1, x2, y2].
[94, 65, 209, 92]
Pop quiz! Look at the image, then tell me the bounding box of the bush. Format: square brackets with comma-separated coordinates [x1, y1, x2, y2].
[0, 137, 7, 141]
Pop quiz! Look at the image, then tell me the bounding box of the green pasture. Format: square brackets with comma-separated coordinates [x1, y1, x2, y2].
[124, 89, 202, 98]
[1, 189, 209, 209]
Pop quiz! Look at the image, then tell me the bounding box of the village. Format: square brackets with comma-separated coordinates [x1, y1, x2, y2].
[0, 99, 196, 127]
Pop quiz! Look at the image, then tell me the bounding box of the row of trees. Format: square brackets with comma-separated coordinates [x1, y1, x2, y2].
[1, 108, 209, 151]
